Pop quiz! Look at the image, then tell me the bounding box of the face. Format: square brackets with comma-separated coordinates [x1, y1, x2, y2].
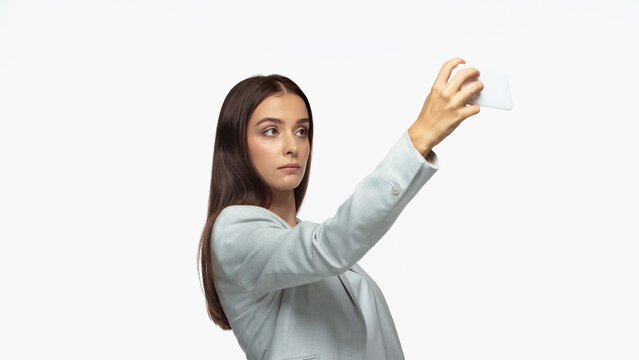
[247, 92, 310, 195]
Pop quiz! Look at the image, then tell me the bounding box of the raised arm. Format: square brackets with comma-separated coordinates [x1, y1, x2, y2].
[212, 56, 485, 300]
[211, 129, 439, 299]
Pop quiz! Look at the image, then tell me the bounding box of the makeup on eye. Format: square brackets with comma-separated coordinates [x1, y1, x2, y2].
[262, 127, 308, 136]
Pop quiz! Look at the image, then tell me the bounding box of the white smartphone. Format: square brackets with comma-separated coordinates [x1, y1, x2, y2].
[452, 65, 513, 110]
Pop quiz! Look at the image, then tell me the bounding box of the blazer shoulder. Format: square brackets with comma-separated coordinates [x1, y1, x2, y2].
[217, 204, 278, 221]
[211, 205, 287, 248]
[214, 204, 282, 234]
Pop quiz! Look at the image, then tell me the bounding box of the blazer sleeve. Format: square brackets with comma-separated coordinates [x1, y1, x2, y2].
[211, 129, 440, 299]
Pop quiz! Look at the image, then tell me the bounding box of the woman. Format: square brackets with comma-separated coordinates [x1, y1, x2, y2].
[197, 57, 483, 359]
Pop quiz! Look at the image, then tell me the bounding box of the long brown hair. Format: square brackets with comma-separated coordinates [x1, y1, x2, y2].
[197, 74, 314, 330]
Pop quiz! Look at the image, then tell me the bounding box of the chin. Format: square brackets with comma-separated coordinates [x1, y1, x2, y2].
[272, 181, 301, 191]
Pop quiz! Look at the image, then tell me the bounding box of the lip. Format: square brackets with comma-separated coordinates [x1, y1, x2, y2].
[278, 163, 301, 169]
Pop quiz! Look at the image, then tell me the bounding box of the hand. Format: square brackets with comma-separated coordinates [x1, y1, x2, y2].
[409, 57, 483, 156]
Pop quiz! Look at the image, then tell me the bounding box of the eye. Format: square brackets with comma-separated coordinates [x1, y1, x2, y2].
[262, 127, 309, 137]
[263, 127, 278, 136]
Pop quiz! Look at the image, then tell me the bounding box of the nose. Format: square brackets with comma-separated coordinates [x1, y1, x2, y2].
[284, 133, 298, 155]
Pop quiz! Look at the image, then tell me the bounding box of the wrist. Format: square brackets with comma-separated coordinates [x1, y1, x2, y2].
[407, 125, 434, 158]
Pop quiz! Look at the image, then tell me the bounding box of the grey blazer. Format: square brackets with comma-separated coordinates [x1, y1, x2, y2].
[211, 129, 440, 359]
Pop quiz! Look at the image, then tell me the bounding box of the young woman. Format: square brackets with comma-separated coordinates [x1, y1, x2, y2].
[197, 57, 483, 359]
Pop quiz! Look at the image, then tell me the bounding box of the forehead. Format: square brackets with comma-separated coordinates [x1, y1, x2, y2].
[250, 93, 309, 126]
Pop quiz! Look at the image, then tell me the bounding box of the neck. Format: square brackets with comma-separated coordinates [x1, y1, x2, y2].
[268, 189, 298, 227]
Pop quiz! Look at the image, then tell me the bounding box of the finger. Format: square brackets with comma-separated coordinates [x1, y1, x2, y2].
[459, 104, 481, 119]
[434, 57, 466, 88]
[447, 68, 480, 93]
[451, 80, 483, 106]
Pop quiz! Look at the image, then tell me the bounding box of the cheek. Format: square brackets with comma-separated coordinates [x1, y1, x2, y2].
[302, 144, 311, 162]
[250, 142, 277, 169]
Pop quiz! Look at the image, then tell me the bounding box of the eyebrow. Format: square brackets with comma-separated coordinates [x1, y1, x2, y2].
[256, 117, 310, 127]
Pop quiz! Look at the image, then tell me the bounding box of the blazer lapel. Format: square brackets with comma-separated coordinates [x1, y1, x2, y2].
[350, 263, 370, 282]
[338, 268, 363, 315]
[294, 218, 364, 316]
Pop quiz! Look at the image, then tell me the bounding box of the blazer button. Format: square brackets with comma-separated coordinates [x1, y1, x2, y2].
[391, 182, 400, 195]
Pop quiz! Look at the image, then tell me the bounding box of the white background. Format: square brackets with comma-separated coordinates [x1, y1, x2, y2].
[1, 0, 637, 358]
